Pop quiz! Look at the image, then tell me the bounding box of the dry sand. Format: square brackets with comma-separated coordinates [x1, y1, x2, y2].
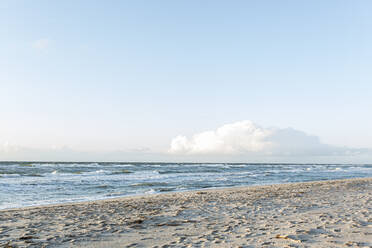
[0, 178, 371, 248]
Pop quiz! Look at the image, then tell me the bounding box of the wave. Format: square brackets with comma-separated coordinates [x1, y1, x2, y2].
[1, 162, 372, 210]
[0, 173, 45, 178]
[95, 185, 111, 189]
[158, 187, 176, 192]
[130, 182, 169, 187]
[20, 164, 34, 167]
[28, 173, 44, 177]
[111, 169, 133, 174]
[0, 171, 20, 175]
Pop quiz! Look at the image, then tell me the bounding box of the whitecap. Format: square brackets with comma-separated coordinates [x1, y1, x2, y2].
[145, 188, 156, 194]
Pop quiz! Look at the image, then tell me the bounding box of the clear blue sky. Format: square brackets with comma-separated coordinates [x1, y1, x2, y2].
[1, 1, 371, 162]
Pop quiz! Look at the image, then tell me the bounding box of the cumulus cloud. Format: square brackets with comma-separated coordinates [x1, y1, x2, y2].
[170, 121, 272, 155]
[168, 120, 366, 157]
[1, 122, 371, 162]
[32, 38, 50, 50]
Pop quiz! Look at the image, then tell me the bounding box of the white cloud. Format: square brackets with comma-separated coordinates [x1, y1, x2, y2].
[169, 121, 272, 155]
[168, 120, 367, 157]
[32, 38, 50, 50]
[1, 122, 371, 162]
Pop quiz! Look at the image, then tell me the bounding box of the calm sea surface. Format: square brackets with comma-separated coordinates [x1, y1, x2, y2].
[0, 162, 371, 209]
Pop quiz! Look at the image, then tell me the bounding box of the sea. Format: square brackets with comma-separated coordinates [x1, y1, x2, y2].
[0, 162, 371, 210]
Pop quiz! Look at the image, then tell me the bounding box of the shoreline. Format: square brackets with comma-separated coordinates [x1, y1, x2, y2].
[2, 177, 370, 212]
[1, 177, 371, 247]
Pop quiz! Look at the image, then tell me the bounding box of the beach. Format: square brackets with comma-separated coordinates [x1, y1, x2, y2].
[0, 177, 371, 248]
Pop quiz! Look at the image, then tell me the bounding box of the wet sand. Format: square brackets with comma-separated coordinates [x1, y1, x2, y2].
[0, 177, 371, 247]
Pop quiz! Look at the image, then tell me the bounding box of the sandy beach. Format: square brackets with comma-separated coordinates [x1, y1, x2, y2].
[0, 177, 371, 248]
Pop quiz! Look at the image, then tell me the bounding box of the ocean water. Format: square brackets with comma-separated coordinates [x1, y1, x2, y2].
[0, 162, 371, 210]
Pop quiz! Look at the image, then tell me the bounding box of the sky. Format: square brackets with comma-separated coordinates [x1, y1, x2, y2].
[1, 1, 371, 162]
